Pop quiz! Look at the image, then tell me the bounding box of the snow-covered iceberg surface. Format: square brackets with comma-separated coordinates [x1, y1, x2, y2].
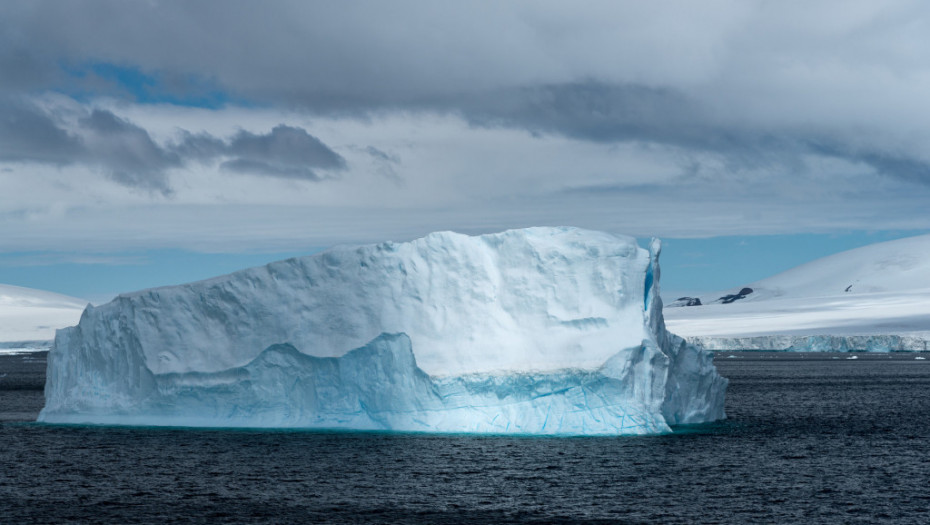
[40, 227, 727, 435]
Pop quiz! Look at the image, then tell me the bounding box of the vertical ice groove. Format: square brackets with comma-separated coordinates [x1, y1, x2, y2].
[644, 265, 654, 312]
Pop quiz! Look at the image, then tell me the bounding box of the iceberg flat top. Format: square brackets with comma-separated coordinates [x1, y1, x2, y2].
[78, 227, 653, 377]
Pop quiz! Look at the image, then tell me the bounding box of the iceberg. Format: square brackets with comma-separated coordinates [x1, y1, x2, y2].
[40, 227, 727, 435]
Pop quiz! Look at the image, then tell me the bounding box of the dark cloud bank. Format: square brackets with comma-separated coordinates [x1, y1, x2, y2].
[0, 98, 346, 194]
[2, 2, 930, 191]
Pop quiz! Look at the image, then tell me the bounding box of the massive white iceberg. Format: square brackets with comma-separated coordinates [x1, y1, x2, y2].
[40, 227, 727, 435]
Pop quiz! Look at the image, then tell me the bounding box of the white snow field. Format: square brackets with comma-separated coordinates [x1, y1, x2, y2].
[0, 284, 86, 353]
[40, 227, 727, 434]
[665, 234, 930, 351]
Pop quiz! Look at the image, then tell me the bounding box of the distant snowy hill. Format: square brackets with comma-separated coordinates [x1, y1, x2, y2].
[711, 234, 930, 303]
[0, 284, 87, 344]
[664, 234, 930, 348]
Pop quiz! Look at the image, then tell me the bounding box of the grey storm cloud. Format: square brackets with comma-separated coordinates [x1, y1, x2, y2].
[0, 99, 346, 192]
[0, 100, 180, 193]
[0, 99, 83, 164]
[3, 1, 930, 186]
[471, 80, 930, 184]
[808, 141, 930, 186]
[80, 109, 181, 193]
[463, 82, 723, 148]
[220, 125, 347, 180]
[0, 49, 56, 94]
[174, 125, 347, 180]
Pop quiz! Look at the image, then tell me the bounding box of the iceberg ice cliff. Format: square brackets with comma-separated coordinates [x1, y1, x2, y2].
[40, 227, 727, 435]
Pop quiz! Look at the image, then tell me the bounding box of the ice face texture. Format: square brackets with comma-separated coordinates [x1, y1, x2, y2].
[40, 227, 727, 434]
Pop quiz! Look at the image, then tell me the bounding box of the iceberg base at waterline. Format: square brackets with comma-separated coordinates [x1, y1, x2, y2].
[39, 227, 727, 435]
[41, 332, 724, 435]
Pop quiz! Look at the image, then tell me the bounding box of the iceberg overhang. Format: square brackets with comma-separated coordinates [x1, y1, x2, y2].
[40, 227, 727, 435]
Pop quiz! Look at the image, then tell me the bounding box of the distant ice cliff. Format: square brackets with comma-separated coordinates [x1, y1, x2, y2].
[689, 334, 930, 352]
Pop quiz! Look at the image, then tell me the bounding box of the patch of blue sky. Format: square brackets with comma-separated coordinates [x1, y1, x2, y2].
[57, 61, 244, 109]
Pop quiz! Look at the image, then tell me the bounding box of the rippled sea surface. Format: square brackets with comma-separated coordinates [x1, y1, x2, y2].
[3, 352, 930, 524]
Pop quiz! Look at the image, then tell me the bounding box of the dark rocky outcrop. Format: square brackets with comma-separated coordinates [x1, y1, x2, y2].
[718, 287, 753, 304]
[669, 297, 703, 307]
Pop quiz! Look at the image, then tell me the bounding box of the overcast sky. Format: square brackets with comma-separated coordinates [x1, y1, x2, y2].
[2, 1, 930, 299]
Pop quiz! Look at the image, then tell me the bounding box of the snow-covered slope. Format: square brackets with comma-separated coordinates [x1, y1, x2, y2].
[665, 234, 930, 349]
[0, 284, 86, 344]
[713, 234, 930, 302]
[40, 227, 727, 434]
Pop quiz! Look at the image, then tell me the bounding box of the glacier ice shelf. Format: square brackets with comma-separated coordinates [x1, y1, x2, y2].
[688, 334, 930, 352]
[40, 227, 727, 435]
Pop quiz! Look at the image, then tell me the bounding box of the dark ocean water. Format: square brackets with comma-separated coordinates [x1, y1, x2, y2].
[3, 352, 930, 524]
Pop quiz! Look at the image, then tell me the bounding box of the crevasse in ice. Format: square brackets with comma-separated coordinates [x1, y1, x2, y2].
[40, 227, 727, 434]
